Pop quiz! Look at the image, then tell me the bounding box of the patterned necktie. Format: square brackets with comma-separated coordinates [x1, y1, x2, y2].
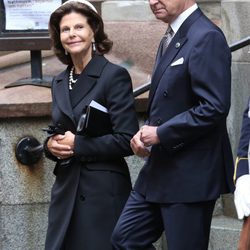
[161, 26, 174, 56]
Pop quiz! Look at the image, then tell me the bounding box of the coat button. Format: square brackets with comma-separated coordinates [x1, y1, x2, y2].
[175, 42, 181, 48]
[80, 195, 85, 201]
[163, 91, 168, 97]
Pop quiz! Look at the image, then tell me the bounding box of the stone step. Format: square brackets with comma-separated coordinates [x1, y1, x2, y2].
[154, 215, 243, 250]
[209, 215, 242, 250]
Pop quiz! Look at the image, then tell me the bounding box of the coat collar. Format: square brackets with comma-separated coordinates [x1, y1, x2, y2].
[148, 8, 203, 108]
[53, 55, 108, 125]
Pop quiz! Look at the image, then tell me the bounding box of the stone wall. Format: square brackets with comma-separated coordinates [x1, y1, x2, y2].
[0, 117, 52, 250]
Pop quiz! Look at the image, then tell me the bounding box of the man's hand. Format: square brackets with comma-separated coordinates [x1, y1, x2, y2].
[130, 126, 160, 158]
[140, 125, 160, 147]
[234, 175, 250, 219]
[130, 130, 151, 158]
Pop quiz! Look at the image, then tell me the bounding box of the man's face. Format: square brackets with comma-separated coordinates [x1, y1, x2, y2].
[149, 0, 193, 23]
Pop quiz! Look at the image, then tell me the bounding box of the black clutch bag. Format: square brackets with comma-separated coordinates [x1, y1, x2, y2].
[77, 100, 112, 137]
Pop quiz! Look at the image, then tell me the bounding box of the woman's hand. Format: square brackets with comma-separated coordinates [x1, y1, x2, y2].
[47, 131, 75, 160]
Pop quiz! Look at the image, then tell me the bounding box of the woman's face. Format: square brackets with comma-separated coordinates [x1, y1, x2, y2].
[60, 12, 94, 58]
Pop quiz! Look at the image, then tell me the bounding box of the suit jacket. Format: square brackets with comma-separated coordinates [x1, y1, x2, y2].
[134, 8, 235, 203]
[45, 55, 139, 250]
[234, 98, 250, 181]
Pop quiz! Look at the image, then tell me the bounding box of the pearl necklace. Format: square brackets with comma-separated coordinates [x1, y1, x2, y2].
[69, 66, 78, 90]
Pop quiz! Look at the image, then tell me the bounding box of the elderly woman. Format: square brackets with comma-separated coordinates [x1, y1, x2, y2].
[44, 1, 139, 249]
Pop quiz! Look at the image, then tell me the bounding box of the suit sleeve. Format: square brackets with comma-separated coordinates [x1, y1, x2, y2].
[157, 30, 232, 152]
[234, 98, 250, 182]
[74, 66, 139, 160]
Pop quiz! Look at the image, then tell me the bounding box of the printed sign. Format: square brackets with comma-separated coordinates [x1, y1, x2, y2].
[4, 0, 61, 30]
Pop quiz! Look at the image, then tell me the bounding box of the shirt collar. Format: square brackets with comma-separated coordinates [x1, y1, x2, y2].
[170, 3, 198, 35]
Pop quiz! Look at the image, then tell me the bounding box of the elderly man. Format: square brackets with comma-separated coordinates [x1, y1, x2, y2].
[111, 0, 234, 249]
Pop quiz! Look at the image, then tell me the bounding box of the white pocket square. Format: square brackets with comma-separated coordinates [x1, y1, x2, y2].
[171, 57, 184, 66]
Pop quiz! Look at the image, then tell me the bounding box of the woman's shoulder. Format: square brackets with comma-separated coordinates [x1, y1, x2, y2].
[53, 67, 69, 82]
[101, 55, 129, 74]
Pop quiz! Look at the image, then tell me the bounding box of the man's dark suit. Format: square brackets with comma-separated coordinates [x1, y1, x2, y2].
[135, 7, 234, 203]
[112, 8, 234, 250]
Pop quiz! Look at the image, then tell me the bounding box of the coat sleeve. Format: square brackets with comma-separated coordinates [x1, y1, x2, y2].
[157, 30, 232, 152]
[74, 66, 139, 161]
[43, 77, 59, 162]
[234, 98, 250, 182]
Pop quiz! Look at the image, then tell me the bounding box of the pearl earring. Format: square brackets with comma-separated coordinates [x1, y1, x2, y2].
[65, 49, 68, 55]
[92, 42, 96, 52]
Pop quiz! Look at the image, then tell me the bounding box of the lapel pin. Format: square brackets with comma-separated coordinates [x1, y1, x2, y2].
[175, 42, 181, 48]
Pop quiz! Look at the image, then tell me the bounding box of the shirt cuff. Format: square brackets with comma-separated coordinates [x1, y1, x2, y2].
[234, 157, 249, 183]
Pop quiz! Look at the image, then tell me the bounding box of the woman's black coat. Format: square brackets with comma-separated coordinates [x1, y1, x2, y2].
[44, 55, 139, 250]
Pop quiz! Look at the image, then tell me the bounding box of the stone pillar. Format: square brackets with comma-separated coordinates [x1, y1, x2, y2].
[0, 85, 53, 249]
[0, 117, 52, 250]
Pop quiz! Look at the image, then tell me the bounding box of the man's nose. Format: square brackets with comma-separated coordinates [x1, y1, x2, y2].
[149, 0, 159, 5]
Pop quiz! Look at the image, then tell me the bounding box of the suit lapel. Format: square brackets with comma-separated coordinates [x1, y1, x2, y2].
[53, 56, 108, 125]
[54, 68, 76, 124]
[70, 73, 96, 108]
[148, 35, 187, 104]
[148, 8, 203, 109]
[70, 55, 108, 108]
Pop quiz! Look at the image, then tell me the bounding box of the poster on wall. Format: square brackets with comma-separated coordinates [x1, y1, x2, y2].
[3, 0, 61, 30]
